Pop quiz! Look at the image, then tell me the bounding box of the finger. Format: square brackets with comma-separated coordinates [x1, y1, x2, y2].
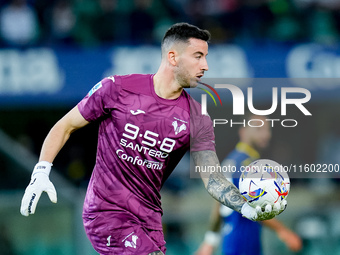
[20, 208, 29, 216]
[264, 204, 272, 213]
[273, 202, 281, 213]
[255, 206, 262, 215]
[46, 183, 57, 203]
[20, 178, 39, 216]
[27, 190, 42, 215]
[20, 188, 42, 216]
[20, 192, 30, 216]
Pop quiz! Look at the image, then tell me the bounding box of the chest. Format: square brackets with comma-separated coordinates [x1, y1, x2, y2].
[112, 90, 190, 155]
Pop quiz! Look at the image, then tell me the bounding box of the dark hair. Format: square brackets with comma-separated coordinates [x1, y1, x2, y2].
[162, 22, 211, 46]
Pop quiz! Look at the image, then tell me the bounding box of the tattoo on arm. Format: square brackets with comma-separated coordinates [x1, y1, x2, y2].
[192, 150, 245, 213]
[207, 171, 245, 213]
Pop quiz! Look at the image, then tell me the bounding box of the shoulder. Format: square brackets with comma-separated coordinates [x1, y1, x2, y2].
[187, 93, 202, 114]
[186, 93, 215, 131]
[187, 93, 210, 121]
[115, 74, 153, 94]
[96, 74, 152, 97]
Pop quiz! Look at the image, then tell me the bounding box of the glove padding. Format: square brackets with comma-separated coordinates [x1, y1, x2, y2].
[20, 161, 57, 216]
[241, 200, 287, 221]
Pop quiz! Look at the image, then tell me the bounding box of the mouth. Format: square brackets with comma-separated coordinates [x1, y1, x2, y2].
[196, 74, 204, 81]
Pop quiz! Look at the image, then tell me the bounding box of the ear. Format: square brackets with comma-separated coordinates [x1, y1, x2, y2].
[167, 50, 177, 66]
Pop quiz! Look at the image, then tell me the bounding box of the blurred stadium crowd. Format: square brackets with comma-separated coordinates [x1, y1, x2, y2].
[1, 0, 340, 48]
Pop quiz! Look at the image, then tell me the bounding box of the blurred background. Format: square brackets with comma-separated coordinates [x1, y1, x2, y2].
[1, 0, 340, 254]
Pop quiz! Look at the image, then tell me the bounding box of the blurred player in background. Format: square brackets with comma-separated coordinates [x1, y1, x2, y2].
[196, 114, 302, 255]
[20, 23, 286, 255]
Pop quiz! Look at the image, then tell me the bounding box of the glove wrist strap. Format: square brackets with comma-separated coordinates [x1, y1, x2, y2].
[32, 161, 53, 178]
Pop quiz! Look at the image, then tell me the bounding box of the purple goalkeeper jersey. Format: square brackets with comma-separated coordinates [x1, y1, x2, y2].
[78, 74, 215, 230]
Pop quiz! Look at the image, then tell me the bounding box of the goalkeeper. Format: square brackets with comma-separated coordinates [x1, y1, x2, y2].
[20, 23, 286, 255]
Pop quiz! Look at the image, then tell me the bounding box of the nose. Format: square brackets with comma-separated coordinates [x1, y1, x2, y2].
[202, 57, 209, 71]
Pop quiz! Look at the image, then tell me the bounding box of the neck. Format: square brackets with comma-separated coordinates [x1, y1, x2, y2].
[153, 64, 183, 100]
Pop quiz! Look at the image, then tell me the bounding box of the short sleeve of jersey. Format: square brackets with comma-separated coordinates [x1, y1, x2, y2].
[190, 103, 216, 152]
[77, 76, 120, 122]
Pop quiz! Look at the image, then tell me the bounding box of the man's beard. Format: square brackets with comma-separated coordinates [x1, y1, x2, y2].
[176, 70, 198, 88]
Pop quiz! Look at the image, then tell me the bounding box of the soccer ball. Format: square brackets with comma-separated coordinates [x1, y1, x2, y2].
[239, 159, 290, 209]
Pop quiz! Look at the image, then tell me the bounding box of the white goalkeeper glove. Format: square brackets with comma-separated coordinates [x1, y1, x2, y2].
[241, 200, 287, 221]
[20, 161, 57, 216]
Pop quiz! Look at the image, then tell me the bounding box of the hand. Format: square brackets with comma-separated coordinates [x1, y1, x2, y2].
[20, 161, 57, 216]
[241, 200, 287, 221]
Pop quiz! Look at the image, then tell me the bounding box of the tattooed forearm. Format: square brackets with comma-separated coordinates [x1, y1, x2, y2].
[207, 171, 245, 213]
[192, 150, 245, 213]
[191, 149, 218, 171]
